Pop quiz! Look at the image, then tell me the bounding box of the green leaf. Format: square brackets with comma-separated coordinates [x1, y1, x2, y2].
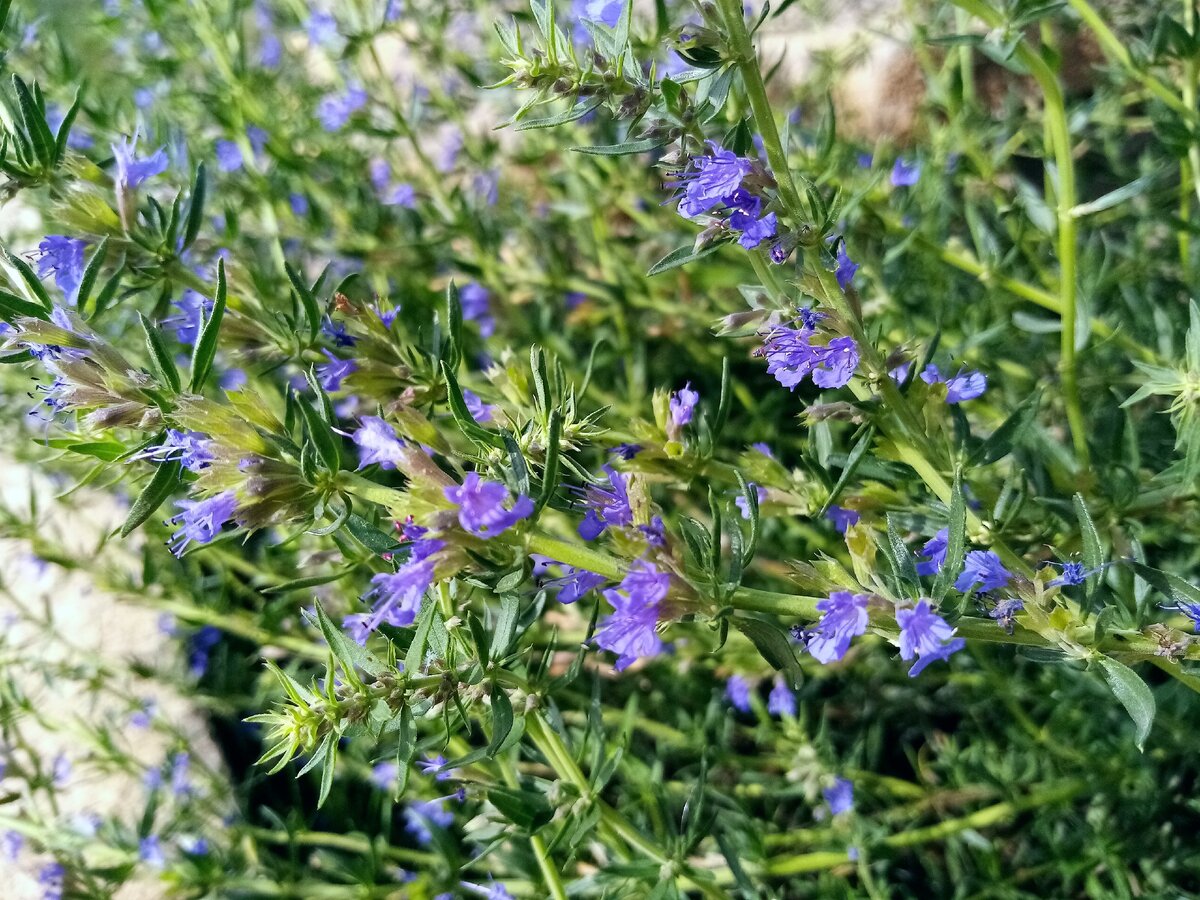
[138, 313, 181, 393]
[405, 599, 440, 673]
[734, 617, 803, 688]
[344, 513, 401, 554]
[1097, 657, 1155, 751]
[444, 280, 463, 371]
[45, 439, 127, 462]
[189, 259, 227, 392]
[491, 592, 521, 661]
[12, 75, 54, 167]
[121, 460, 182, 537]
[441, 361, 505, 449]
[571, 136, 670, 156]
[5, 249, 53, 312]
[0, 288, 49, 322]
[262, 568, 354, 595]
[818, 425, 875, 515]
[298, 398, 342, 472]
[969, 389, 1042, 465]
[1072, 492, 1104, 601]
[933, 466, 968, 601]
[515, 98, 602, 130]
[487, 681, 514, 754]
[52, 86, 82, 166]
[393, 705, 417, 798]
[534, 410, 562, 520]
[1128, 562, 1200, 611]
[88, 259, 125, 318]
[486, 786, 553, 831]
[285, 260, 321, 344]
[317, 733, 338, 808]
[646, 241, 724, 276]
[734, 470, 759, 566]
[182, 162, 207, 249]
[307, 600, 388, 677]
[75, 237, 109, 314]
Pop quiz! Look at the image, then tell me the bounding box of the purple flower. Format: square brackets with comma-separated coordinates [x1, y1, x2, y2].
[38, 862, 65, 900]
[306, 10, 339, 46]
[920, 364, 987, 403]
[317, 350, 356, 392]
[52, 753, 70, 787]
[321, 316, 356, 347]
[444, 472, 534, 539]
[896, 600, 965, 676]
[593, 560, 668, 671]
[35, 236, 87, 301]
[545, 566, 607, 603]
[462, 389, 495, 424]
[169, 491, 238, 556]
[675, 142, 753, 218]
[760, 323, 859, 390]
[726, 675, 752, 712]
[954, 550, 1011, 594]
[179, 835, 209, 855]
[915, 528, 948, 576]
[729, 209, 777, 249]
[317, 85, 367, 131]
[386, 182, 416, 207]
[2, 830, 23, 862]
[1048, 560, 1090, 587]
[361, 537, 445, 629]
[130, 697, 156, 728]
[578, 465, 633, 540]
[890, 157, 921, 187]
[131, 429, 213, 472]
[370, 761, 399, 791]
[825, 505, 859, 533]
[170, 751, 192, 796]
[669, 382, 699, 429]
[834, 241, 859, 291]
[260, 32, 283, 67]
[290, 193, 309, 216]
[751, 442, 774, 458]
[215, 140, 243, 172]
[805, 591, 869, 664]
[736, 484, 767, 519]
[163, 290, 213, 345]
[139, 835, 165, 869]
[344, 613, 373, 645]
[352, 416, 406, 469]
[111, 132, 169, 189]
[404, 798, 453, 845]
[459, 282, 494, 337]
[187, 625, 221, 676]
[576, 0, 623, 26]
[989, 597, 1023, 633]
[611, 443, 641, 459]
[418, 755, 455, 781]
[824, 777, 854, 815]
[768, 677, 796, 717]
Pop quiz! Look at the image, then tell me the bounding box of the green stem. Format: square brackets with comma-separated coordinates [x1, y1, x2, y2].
[950, 0, 1088, 467]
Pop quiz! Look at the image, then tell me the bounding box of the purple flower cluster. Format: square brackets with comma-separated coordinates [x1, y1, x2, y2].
[916, 528, 948, 575]
[726, 674, 752, 712]
[352, 416, 406, 470]
[358, 532, 445, 634]
[954, 550, 1011, 594]
[920, 364, 987, 403]
[35, 236, 86, 302]
[896, 600, 964, 676]
[112, 132, 169, 189]
[444, 472, 533, 539]
[169, 491, 238, 556]
[804, 590, 869, 663]
[826, 505, 860, 533]
[579, 465, 633, 539]
[593, 560, 668, 670]
[760, 311, 859, 391]
[132, 429, 213, 472]
[669, 383, 699, 433]
[673, 142, 777, 249]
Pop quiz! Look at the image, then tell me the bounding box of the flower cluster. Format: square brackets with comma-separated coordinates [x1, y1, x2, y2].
[759, 309, 860, 390]
[672, 142, 777, 250]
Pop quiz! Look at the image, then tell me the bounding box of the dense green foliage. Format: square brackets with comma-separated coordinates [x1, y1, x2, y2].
[2, 0, 1200, 897]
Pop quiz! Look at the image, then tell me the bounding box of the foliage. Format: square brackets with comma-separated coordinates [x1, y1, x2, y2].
[2, 0, 1200, 896]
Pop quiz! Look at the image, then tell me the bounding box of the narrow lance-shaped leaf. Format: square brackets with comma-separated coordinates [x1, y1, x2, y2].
[189, 258, 227, 391]
[138, 312, 181, 393]
[1097, 657, 1155, 751]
